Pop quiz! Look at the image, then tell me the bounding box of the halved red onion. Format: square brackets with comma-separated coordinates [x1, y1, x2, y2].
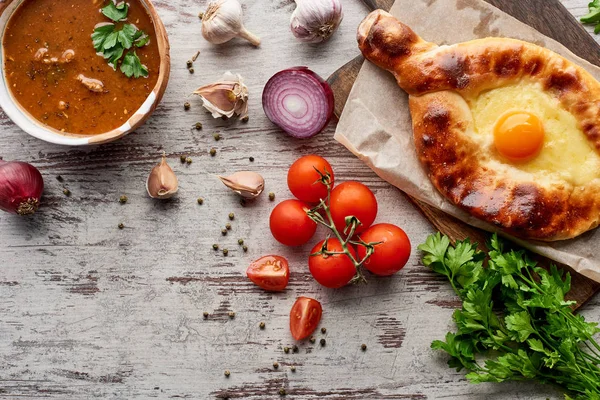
[262, 67, 334, 139]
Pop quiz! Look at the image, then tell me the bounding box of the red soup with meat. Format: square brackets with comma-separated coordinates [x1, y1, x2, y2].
[3, 0, 160, 135]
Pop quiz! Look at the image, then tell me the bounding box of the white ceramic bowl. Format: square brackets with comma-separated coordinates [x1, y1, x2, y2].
[0, 0, 170, 146]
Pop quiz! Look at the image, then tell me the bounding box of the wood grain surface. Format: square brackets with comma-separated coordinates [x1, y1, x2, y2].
[0, 0, 599, 399]
[327, 0, 600, 309]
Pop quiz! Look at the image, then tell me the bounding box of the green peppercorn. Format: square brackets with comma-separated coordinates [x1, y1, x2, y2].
[213, 133, 221, 141]
[224, 370, 230, 377]
[268, 192, 275, 201]
[279, 388, 286, 396]
[186, 60, 193, 68]
[309, 337, 316, 344]
[63, 188, 71, 196]
[238, 239, 244, 245]
[321, 327, 327, 334]
[228, 212, 235, 220]
[186, 157, 192, 164]
[292, 345, 299, 353]
[118, 223, 124, 229]
[223, 248, 229, 256]
[273, 362, 279, 369]
[225, 223, 231, 230]
[242, 245, 248, 252]
[290, 366, 296, 372]
[198, 12, 204, 19]
[203, 312, 209, 319]
[195, 122, 203, 130]
[197, 197, 204, 205]
[210, 148, 217, 157]
[320, 338, 326, 346]
[249, 156, 254, 162]
[221, 229, 227, 236]
[189, 67, 195, 74]
[228, 311, 235, 319]
[259, 322, 265, 329]
[184, 102, 190, 111]
[241, 116, 249, 123]
[180, 155, 187, 163]
[283, 347, 290, 354]
[212, 244, 219, 251]
[361, 343, 367, 351]
[119, 195, 128, 204]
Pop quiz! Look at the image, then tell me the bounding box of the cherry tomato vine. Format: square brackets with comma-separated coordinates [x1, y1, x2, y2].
[304, 169, 382, 284]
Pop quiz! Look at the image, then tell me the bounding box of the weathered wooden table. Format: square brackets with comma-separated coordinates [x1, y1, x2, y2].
[1, 0, 599, 398]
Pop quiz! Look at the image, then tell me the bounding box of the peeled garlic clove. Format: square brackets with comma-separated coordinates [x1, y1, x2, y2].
[290, 0, 343, 43]
[201, 0, 261, 46]
[219, 171, 264, 199]
[193, 72, 249, 119]
[146, 155, 179, 199]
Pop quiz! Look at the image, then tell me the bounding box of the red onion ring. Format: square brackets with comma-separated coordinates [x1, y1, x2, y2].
[262, 67, 334, 139]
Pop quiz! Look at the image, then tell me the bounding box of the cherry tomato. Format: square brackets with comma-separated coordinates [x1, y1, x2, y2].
[287, 155, 334, 203]
[246, 255, 290, 291]
[329, 181, 378, 234]
[309, 238, 357, 288]
[270, 199, 317, 246]
[290, 297, 322, 340]
[357, 223, 411, 276]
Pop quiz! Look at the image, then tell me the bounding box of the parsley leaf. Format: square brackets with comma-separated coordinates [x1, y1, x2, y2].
[120, 51, 148, 78]
[505, 311, 535, 342]
[117, 24, 137, 49]
[102, 1, 129, 22]
[92, 24, 115, 51]
[421, 232, 600, 399]
[91, 3, 151, 78]
[581, 0, 600, 33]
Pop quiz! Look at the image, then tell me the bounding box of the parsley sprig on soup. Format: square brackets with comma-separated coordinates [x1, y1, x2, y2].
[3, 0, 160, 135]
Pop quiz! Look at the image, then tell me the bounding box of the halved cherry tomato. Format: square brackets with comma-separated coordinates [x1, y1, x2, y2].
[290, 297, 322, 340]
[246, 255, 290, 291]
[357, 223, 411, 276]
[270, 199, 317, 246]
[287, 155, 334, 203]
[309, 238, 357, 288]
[329, 181, 378, 234]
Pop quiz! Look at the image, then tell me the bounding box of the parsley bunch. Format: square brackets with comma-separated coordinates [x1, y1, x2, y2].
[581, 0, 600, 34]
[419, 233, 600, 399]
[91, 2, 150, 78]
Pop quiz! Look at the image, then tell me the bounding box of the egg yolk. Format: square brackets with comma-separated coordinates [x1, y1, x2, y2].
[493, 111, 545, 162]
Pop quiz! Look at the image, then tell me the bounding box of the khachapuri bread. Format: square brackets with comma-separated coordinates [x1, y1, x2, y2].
[357, 10, 600, 241]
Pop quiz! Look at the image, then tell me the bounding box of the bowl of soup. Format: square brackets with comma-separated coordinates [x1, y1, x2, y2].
[0, 0, 170, 145]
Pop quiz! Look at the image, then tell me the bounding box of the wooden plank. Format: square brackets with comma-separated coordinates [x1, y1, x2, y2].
[327, 0, 600, 308]
[0, 1, 597, 399]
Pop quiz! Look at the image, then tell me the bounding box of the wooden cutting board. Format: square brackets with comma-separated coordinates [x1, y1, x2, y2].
[327, 0, 600, 308]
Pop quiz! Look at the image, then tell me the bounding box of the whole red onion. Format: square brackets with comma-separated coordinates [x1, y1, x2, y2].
[0, 160, 44, 215]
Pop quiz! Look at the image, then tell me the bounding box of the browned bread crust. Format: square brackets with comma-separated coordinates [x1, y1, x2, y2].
[357, 10, 600, 241]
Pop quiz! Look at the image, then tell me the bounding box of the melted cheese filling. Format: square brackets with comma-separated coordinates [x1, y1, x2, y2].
[468, 83, 600, 186]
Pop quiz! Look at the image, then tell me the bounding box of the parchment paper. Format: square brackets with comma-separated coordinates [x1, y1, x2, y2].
[335, 0, 600, 283]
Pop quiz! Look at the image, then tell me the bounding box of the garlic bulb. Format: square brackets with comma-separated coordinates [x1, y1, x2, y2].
[193, 72, 248, 119]
[290, 0, 343, 43]
[219, 171, 264, 199]
[146, 155, 179, 199]
[201, 0, 261, 46]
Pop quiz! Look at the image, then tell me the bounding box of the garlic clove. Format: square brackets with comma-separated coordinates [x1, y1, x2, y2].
[218, 171, 264, 199]
[290, 0, 343, 43]
[146, 155, 179, 199]
[193, 72, 249, 119]
[201, 0, 261, 46]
